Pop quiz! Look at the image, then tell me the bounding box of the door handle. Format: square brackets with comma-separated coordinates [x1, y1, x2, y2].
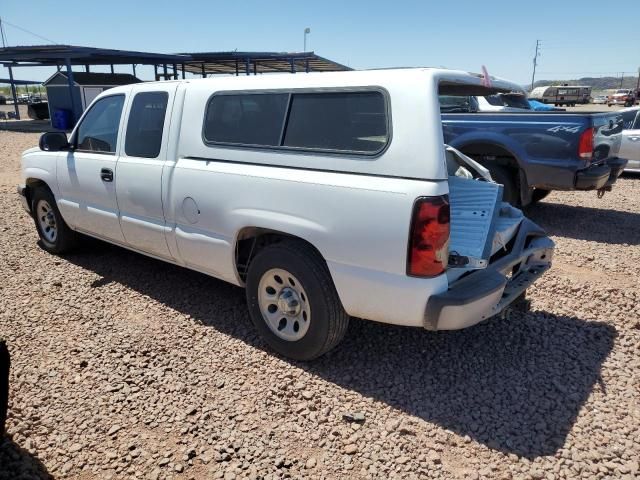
[100, 168, 114, 182]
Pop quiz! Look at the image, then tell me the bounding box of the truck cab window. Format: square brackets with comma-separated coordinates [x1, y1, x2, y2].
[125, 92, 169, 158]
[75, 95, 125, 154]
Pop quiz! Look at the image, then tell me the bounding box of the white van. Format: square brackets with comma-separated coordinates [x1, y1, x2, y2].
[18, 68, 554, 360]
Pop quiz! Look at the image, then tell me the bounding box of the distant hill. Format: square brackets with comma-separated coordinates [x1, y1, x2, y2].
[533, 76, 639, 92]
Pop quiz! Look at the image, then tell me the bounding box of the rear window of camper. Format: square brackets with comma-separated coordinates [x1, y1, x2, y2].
[203, 90, 389, 154]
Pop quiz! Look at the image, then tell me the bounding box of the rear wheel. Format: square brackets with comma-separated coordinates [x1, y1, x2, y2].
[246, 240, 349, 360]
[486, 164, 519, 206]
[31, 186, 78, 254]
[530, 188, 551, 204]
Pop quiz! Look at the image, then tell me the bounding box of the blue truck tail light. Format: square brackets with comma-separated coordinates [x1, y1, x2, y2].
[578, 127, 594, 161]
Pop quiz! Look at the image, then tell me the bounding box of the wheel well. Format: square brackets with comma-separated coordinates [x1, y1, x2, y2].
[457, 143, 519, 170]
[24, 178, 49, 208]
[234, 227, 323, 283]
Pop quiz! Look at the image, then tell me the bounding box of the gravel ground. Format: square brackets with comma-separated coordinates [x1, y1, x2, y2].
[0, 131, 639, 480]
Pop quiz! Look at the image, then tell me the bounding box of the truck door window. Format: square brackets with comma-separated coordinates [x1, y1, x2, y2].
[125, 91, 169, 158]
[75, 95, 125, 154]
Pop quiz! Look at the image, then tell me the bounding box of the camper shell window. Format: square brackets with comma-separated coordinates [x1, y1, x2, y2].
[203, 89, 390, 155]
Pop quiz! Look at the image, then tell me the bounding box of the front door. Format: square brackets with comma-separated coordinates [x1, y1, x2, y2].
[56, 93, 128, 243]
[115, 84, 176, 259]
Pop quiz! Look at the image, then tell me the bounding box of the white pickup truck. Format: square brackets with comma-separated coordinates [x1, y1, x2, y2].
[18, 68, 554, 360]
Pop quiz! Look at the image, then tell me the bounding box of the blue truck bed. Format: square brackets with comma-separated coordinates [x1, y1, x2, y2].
[441, 111, 627, 205]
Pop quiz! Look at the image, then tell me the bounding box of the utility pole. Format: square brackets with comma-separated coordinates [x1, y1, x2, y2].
[620, 72, 624, 88]
[0, 17, 8, 48]
[530, 40, 540, 91]
[636, 67, 639, 95]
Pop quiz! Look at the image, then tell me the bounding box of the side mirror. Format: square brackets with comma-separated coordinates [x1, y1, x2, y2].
[39, 132, 70, 152]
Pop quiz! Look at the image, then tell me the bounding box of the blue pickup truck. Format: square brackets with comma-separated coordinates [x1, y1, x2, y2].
[440, 97, 627, 205]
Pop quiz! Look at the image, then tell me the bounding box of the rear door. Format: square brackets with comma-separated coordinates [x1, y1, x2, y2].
[115, 83, 176, 259]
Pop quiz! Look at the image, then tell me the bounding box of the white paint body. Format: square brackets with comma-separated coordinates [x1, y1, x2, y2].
[21, 68, 532, 329]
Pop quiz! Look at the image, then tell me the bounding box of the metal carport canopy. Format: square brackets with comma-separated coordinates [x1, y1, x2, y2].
[0, 44, 188, 67]
[0, 78, 41, 85]
[180, 51, 351, 75]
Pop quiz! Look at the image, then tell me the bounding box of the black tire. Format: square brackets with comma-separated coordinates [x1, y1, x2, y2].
[31, 186, 78, 254]
[530, 188, 551, 204]
[486, 165, 519, 206]
[246, 240, 349, 361]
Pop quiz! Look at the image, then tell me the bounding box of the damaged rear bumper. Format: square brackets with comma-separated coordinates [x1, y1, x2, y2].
[424, 218, 554, 331]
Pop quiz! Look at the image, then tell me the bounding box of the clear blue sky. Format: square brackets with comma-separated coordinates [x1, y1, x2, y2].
[2, 0, 639, 86]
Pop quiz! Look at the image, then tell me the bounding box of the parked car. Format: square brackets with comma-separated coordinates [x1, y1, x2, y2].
[17, 68, 555, 360]
[618, 107, 640, 172]
[477, 93, 531, 112]
[0, 95, 7, 105]
[440, 101, 627, 205]
[608, 89, 636, 107]
[592, 94, 608, 105]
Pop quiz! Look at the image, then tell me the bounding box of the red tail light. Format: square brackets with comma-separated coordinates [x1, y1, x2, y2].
[578, 127, 594, 160]
[407, 195, 450, 277]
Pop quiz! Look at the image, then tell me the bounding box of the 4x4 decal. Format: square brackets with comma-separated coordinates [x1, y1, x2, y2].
[547, 125, 581, 133]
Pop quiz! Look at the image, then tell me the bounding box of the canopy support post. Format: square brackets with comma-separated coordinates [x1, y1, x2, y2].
[7, 65, 19, 120]
[65, 58, 77, 124]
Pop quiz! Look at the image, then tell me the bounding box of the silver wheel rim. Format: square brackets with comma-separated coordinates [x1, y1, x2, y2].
[36, 200, 58, 243]
[258, 268, 311, 341]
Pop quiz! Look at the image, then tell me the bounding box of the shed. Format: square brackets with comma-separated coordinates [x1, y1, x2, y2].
[43, 72, 141, 122]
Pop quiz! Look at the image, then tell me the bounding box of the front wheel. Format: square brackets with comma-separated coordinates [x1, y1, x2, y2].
[31, 186, 78, 254]
[246, 240, 349, 361]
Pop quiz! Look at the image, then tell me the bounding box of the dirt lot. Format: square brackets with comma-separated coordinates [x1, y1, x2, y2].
[0, 131, 639, 480]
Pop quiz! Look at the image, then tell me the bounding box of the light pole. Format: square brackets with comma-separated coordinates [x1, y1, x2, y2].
[304, 27, 311, 52]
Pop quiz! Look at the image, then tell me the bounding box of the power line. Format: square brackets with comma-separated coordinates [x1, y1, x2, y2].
[0, 18, 58, 44]
[537, 71, 638, 75]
